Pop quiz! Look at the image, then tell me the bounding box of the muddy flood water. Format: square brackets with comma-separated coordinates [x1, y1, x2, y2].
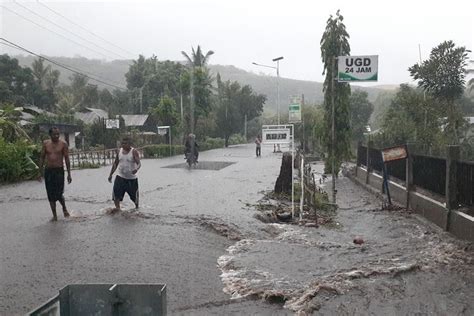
[1, 144, 473, 315]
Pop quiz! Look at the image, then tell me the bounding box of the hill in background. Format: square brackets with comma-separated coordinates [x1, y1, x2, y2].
[14, 54, 395, 115]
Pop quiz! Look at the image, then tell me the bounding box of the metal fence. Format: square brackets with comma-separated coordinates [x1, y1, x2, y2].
[368, 147, 383, 173]
[457, 161, 474, 207]
[412, 155, 446, 196]
[357, 144, 474, 212]
[386, 159, 406, 182]
[70, 148, 144, 169]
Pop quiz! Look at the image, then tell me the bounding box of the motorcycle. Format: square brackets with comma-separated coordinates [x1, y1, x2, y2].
[185, 151, 197, 168]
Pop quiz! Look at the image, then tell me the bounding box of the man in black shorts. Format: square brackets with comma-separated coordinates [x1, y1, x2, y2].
[108, 138, 141, 211]
[38, 127, 72, 221]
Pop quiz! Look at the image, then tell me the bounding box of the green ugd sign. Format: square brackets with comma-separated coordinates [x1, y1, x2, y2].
[288, 96, 301, 123]
[338, 55, 378, 82]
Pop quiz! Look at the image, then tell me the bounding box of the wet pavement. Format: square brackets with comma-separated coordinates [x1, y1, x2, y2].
[1, 144, 473, 315]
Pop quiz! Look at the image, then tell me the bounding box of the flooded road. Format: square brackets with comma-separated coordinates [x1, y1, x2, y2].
[1, 144, 473, 315]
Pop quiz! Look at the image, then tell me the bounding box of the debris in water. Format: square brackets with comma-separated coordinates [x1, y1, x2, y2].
[353, 237, 364, 245]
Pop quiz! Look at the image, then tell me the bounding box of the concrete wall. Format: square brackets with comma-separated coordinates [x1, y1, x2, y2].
[353, 166, 473, 242]
[449, 211, 474, 242]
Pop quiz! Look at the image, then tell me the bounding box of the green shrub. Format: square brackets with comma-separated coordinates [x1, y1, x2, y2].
[228, 134, 246, 145]
[0, 138, 40, 182]
[200, 137, 225, 151]
[143, 145, 185, 158]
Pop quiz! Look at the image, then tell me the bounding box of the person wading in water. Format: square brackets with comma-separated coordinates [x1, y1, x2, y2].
[108, 137, 141, 212]
[38, 127, 72, 221]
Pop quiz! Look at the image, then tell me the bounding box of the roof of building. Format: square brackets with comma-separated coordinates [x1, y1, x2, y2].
[74, 107, 108, 125]
[120, 114, 150, 127]
[22, 105, 56, 117]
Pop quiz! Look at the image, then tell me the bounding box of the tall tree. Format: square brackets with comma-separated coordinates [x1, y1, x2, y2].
[320, 10, 351, 174]
[379, 84, 445, 150]
[409, 40, 469, 143]
[31, 58, 51, 89]
[215, 75, 266, 146]
[149, 95, 180, 143]
[181, 46, 215, 133]
[0, 54, 36, 105]
[181, 46, 214, 67]
[350, 90, 374, 142]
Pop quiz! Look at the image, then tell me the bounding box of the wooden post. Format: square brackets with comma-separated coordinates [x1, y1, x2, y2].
[366, 140, 373, 184]
[405, 143, 415, 210]
[446, 145, 460, 231]
[446, 145, 460, 210]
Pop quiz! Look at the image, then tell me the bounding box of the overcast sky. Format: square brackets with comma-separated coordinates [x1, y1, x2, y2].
[1, 0, 473, 85]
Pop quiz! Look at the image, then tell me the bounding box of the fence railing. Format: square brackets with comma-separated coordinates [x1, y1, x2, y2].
[457, 160, 474, 207]
[357, 144, 473, 209]
[413, 155, 446, 196]
[70, 148, 144, 169]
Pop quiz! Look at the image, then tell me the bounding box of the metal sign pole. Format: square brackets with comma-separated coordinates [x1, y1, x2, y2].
[331, 56, 337, 204]
[291, 124, 295, 219]
[300, 155, 304, 220]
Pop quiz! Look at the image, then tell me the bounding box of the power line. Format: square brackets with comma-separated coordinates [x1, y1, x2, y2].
[11, 0, 130, 61]
[37, 0, 136, 58]
[0, 38, 127, 91]
[1, 5, 113, 60]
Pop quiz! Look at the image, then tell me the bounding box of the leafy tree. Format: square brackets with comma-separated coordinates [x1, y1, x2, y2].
[350, 90, 374, 142]
[409, 40, 470, 143]
[56, 90, 77, 116]
[68, 74, 99, 109]
[0, 104, 30, 142]
[378, 84, 445, 151]
[99, 88, 115, 112]
[32, 58, 51, 89]
[215, 74, 266, 146]
[320, 10, 351, 173]
[149, 95, 180, 143]
[0, 54, 36, 105]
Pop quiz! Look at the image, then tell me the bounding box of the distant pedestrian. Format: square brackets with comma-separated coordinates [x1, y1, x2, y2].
[38, 127, 72, 221]
[255, 135, 262, 157]
[108, 137, 141, 211]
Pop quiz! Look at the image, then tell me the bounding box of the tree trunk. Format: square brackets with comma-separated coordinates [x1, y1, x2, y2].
[274, 152, 292, 194]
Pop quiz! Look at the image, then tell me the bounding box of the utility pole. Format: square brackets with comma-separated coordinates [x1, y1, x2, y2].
[302, 93, 305, 152]
[190, 65, 195, 134]
[331, 56, 337, 204]
[244, 114, 247, 141]
[139, 86, 143, 114]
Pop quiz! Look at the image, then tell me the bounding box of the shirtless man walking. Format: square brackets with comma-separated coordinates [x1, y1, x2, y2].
[38, 127, 72, 221]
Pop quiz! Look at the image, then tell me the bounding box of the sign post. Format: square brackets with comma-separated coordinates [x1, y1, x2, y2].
[105, 119, 120, 129]
[158, 126, 171, 157]
[381, 145, 408, 206]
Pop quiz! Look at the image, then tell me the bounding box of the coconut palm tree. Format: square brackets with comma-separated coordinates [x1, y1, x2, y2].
[181, 46, 214, 68]
[32, 58, 51, 89]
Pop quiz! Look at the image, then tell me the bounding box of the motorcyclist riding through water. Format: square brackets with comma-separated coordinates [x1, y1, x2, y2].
[184, 133, 199, 163]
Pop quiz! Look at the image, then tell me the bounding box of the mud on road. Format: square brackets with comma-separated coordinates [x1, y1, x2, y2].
[218, 166, 474, 315]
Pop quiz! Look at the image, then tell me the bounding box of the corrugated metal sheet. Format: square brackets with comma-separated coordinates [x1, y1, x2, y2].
[75, 108, 108, 125]
[121, 115, 149, 127]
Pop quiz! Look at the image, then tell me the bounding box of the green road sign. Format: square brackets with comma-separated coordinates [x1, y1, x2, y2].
[338, 55, 378, 82]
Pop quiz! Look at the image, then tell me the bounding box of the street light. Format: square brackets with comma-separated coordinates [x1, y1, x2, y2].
[252, 56, 284, 125]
